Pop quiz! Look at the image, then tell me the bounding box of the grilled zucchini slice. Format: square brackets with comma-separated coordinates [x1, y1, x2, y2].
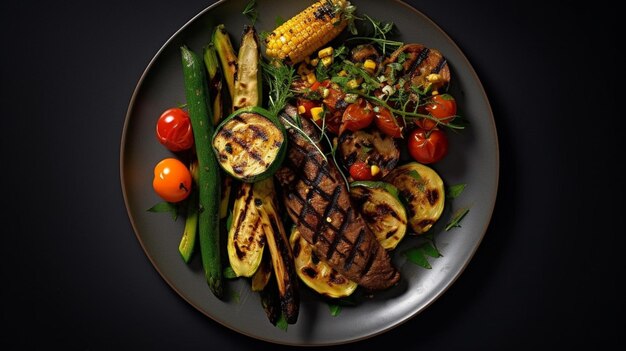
[384, 162, 445, 234]
[289, 227, 358, 298]
[213, 106, 287, 183]
[350, 181, 408, 250]
[226, 182, 265, 277]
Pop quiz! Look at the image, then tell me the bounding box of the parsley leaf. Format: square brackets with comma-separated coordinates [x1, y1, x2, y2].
[446, 183, 467, 199]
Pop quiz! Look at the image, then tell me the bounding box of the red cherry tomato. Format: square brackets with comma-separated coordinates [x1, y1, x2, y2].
[418, 94, 457, 130]
[374, 106, 403, 138]
[156, 108, 194, 152]
[348, 161, 374, 181]
[407, 128, 449, 164]
[152, 158, 192, 203]
[340, 99, 374, 133]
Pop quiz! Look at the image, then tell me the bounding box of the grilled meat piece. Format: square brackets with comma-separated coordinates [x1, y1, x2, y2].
[275, 105, 400, 291]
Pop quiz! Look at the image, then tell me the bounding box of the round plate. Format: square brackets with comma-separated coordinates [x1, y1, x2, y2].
[120, 0, 498, 346]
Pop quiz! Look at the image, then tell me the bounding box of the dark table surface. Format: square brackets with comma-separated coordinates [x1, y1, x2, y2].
[2, 0, 623, 349]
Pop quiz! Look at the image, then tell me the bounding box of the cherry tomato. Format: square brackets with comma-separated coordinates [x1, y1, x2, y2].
[374, 106, 403, 138]
[418, 94, 457, 130]
[407, 128, 449, 164]
[349, 161, 374, 181]
[152, 158, 192, 203]
[340, 99, 374, 133]
[156, 108, 194, 152]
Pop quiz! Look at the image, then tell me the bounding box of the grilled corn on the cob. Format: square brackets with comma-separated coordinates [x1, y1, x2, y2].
[264, 0, 349, 64]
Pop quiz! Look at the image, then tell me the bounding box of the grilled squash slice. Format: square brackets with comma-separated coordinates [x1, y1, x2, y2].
[289, 227, 358, 298]
[226, 182, 265, 277]
[350, 181, 408, 250]
[213, 106, 287, 183]
[384, 162, 445, 234]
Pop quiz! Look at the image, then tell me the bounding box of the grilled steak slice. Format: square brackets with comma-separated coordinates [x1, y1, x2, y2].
[275, 105, 400, 291]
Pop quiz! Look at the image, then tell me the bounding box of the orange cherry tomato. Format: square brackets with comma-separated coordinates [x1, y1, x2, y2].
[374, 106, 403, 138]
[152, 158, 192, 203]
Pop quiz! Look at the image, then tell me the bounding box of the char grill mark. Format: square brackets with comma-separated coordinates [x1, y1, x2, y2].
[276, 108, 400, 290]
[284, 137, 365, 264]
[407, 47, 430, 74]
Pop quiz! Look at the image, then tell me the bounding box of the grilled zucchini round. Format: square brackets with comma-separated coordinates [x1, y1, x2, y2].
[213, 106, 287, 183]
[350, 181, 408, 250]
[289, 227, 358, 298]
[384, 162, 445, 234]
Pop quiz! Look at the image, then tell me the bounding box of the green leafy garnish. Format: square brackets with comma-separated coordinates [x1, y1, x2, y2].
[223, 266, 237, 279]
[147, 201, 180, 221]
[446, 184, 467, 199]
[328, 303, 342, 316]
[261, 59, 295, 116]
[275, 313, 288, 331]
[445, 207, 470, 231]
[242, 0, 258, 25]
[275, 15, 285, 26]
[404, 240, 442, 269]
[406, 169, 426, 192]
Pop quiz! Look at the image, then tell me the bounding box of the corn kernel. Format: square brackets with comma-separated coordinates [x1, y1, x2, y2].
[322, 88, 330, 98]
[310, 106, 324, 121]
[337, 70, 348, 77]
[370, 165, 381, 177]
[306, 72, 317, 85]
[310, 58, 320, 66]
[297, 63, 311, 76]
[321, 56, 333, 67]
[318, 47, 333, 58]
[298, 105, 307, 115]
[346, 78, 363, 89]
[426, 73, 442, 82]
[363, 59, 376, 72]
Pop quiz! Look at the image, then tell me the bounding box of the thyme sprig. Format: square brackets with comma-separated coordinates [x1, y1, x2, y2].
[261, 59, 296, 117]
[359, 93, 466, 130]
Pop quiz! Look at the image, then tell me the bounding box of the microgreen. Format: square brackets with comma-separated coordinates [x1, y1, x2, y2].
[147, 201, 180, 221]
[242, 0, 258, 25]
[445, 207, 470, 231]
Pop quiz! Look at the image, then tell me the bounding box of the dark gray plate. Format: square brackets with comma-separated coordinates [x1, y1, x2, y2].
[120, 0, 498, 345]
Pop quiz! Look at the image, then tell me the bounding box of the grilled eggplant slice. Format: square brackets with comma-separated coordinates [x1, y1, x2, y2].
[384, 162, 445, 234]
[213, 106, 287, 182]
[254, 178, 299, 324]
[289, 227, 358, 298]
[339, 127, 400, 178]
[350, 181, 408, 250]
[226, 182, 265, 277]
[384, 44, 451, 93]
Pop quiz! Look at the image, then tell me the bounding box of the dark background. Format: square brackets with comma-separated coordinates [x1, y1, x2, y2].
[2, 0, 623, 349]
